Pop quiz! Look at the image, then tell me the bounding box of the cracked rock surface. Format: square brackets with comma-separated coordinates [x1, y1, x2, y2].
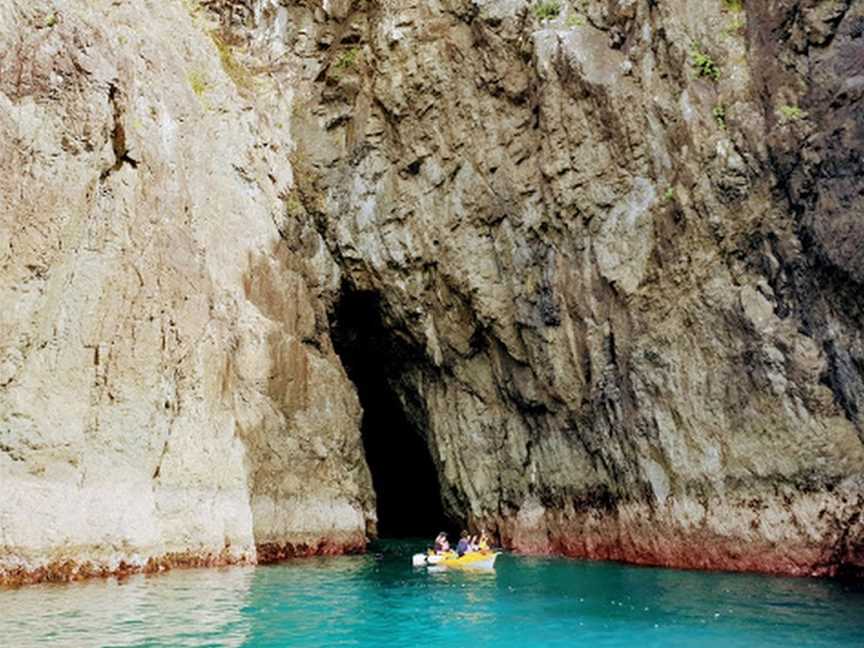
[0, 0, 373, 585]
[1, 0, 863, 582]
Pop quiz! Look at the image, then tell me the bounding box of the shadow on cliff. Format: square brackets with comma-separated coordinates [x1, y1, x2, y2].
[747, 0, 864, 442]
[329, 287, 457, 539]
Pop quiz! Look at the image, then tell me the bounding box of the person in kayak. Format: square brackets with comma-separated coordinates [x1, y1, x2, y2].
[455, 530, 471, 557]
[478, 530, 490, 552]
[433, 532, 450, 554]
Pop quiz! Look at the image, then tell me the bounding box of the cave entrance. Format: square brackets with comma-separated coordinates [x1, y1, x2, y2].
[330, 289, 452, 539]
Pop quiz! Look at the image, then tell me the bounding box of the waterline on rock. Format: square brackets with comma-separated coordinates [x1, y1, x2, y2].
[2, 540, 862, 647]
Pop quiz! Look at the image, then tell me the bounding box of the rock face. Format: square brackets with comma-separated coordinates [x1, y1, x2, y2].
[1, 0, 863, 584]
[0, 0, 374, 585]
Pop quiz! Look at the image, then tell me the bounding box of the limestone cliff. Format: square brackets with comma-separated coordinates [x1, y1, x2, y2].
[0, 0, 374, 585]
[1, 0, 863, 584]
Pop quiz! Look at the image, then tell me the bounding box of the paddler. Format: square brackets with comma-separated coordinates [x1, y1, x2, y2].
[478, 530, 490, 552]
[433, 531, 450, 554]
[455, 530, 471, 557]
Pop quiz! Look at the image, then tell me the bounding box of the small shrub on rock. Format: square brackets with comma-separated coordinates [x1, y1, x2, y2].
[534, 1, 562, 21]
[778, 104, 807, 122]
[691, 45, 720, 81]
[713, 104, 727, 129]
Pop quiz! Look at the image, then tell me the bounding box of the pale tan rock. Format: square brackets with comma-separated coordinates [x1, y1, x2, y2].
[0, 0, 373, 585]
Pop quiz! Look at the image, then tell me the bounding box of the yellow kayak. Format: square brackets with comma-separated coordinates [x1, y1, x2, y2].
[412, 550, 500, 569]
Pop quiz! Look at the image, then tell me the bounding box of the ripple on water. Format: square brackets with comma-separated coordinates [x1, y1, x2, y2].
[1, 541, 863, 648]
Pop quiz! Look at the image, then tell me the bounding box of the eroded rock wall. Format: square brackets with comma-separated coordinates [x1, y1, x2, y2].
[0, 0, 374, 585]
[287, 0, 864, 576]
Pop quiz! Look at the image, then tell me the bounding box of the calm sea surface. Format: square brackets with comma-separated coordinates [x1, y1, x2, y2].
[1, 540, 862, 647]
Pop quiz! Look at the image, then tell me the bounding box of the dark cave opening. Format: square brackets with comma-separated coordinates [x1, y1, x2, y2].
[330, 289, 453, 539]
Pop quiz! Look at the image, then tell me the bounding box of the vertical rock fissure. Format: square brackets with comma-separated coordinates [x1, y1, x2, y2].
[329, 288, 455, 539]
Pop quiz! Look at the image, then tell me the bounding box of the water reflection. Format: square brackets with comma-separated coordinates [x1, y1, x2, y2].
[496, 554, 864, 647]
[0, 567, 254, 648]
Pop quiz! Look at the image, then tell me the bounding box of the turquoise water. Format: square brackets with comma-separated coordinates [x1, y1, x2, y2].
[1, 540, 862, 647]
